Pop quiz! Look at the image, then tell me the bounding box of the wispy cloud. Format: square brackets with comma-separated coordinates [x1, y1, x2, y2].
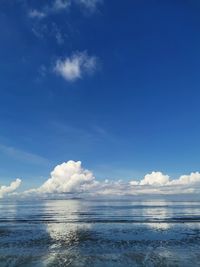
[28, 1, 70, 20]
[50, 121, 114, 144]
[76, 0, 103, 12]
[54, 51, 97, 82]
[28, 0, 102, 19]
[0, 144, 49, 165]
[28, 9, 47, 19]
[31, 21, 66, 46]
[53, 0, 71, 11]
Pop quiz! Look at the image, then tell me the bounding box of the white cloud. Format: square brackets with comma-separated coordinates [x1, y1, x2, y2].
[129, 171, 200, 195]
[0, 179, 22, 198]
[168, 172, 200, 185]
[4, 161, 200, 199]
[54, 51, 97, 82]
[38, 160, 94, 193]
[28, 1, 70, 20]
[28, 0, 101, 19]
[139, 172, 170, 186]
[35, 163, 200, 197]
[53, 0, 71, 11]
[76, 0, 103, 11]
[130, 171, 200, 188]
[29, 9, 46, 19]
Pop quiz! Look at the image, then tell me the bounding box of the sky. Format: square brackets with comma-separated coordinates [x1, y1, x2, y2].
[1, 0, 200, 197]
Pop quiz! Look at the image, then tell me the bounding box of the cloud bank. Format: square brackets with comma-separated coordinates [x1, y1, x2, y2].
[130, 171, 200, 187]
[0, 179, 22, 198]
[54, 51, 97, 81]
[2, 160, 200, 199]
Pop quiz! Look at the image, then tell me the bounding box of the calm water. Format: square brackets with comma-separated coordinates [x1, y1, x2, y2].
[0, 199, 200, 267]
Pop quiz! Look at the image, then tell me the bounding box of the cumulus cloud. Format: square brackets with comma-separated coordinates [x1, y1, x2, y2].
[130, 172, 170, 186]
[38, 160, 94, 194]
[30, 162, 200, 198]
[168, 172, 200, 185]
[3, 161, 200, 199]
[0, 179, 22, 198]
[54, 51, 97, 82]
[130, 171, 200, 188]
[128, 171, 200, 195]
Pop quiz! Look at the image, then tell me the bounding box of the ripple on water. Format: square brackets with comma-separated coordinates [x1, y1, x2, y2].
[1, 200, 200, 267]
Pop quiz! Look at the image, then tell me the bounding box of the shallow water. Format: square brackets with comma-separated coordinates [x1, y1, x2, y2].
[0, 199, 200, 267]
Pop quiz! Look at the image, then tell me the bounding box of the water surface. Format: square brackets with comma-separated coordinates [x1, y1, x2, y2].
[0, 199, 200, 266]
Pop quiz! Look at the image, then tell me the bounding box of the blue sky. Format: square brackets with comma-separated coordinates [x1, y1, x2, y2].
[1, 0, 200, 190]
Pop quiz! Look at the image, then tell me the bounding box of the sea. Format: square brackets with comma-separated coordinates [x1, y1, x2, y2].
[0, 199, 200, 267]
